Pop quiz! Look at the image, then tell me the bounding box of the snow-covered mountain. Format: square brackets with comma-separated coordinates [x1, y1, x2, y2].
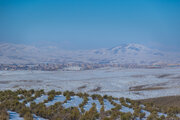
[0, 43, 179, 65]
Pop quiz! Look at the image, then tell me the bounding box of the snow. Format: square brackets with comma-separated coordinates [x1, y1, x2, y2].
[8, 111, 24, 120]
[33, 114, 48, 120]
[1, 67, 180, 100]
[126, 102, 131, 106]
[83, 97, 102, 112]
[19, 99, 25, 103]
[26, 95, 48, 107]
[25, 102, 31, 107]
[120, 106, 134, 114]
[18, 94, 23, 97]
[92, 99, 102, 112]
[140, 104, 145, 108]
[63, 66, 82, 71]
[34, 95, 48, 104]
[141, 109, 150, 118]
[158, 112, 167, 117]
[45, 95, 66, 107]
[113, 99, 121, 104]
[63, 96, 83, 108]
[176, 114, 180, 118]
[18, 94, 25, 103]
[103, 99, 114, 111]
[1, 43, 180, 65]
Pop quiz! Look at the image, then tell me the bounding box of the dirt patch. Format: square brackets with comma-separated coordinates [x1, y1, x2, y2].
[133, 92, 144, 95]
[90, 86, 101, 92]
[138, 95, 180, 108]
[17, 80, 42, 83]
[0, 81, 11, 84]
[129, 85, 167, 91]
[78, 85, 87, 90]
[171, 76, 180, 79]
[13, 85, 20, 88]
[156, 74, 172, 78]
[131, 75, 146, 78]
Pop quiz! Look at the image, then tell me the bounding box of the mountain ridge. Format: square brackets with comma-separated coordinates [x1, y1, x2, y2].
[0, 43, 179, 65]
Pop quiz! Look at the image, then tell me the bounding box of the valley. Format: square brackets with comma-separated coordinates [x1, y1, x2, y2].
[0, 67, 180, 100]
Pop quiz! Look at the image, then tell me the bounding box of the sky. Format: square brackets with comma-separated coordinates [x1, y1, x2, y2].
[0, 0, 180, 51]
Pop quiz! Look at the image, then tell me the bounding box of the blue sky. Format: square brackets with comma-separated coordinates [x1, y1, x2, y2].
[0, 0, 180, 51]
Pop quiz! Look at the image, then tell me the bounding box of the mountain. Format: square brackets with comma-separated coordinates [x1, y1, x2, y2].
[0, 43, 180, 65]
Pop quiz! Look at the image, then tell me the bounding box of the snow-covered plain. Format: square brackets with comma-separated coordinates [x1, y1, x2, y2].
[1, 67, 180, 99]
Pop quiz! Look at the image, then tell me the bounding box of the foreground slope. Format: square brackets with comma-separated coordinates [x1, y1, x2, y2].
[1, 89, 180, 120]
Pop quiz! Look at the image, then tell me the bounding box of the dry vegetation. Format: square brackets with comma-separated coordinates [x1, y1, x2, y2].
[1, 89, 180, 120]
[139, 95, 180, 108]
[129, 85, 166, 91]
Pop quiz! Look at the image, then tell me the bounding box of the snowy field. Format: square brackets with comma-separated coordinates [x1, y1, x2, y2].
[0, 67, 180, 100]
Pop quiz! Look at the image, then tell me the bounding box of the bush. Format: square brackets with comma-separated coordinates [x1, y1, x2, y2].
[0, 110, 8, 120]
[120, 112, 133, 120]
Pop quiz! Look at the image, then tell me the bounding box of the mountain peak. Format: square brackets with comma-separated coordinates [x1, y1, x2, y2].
[110, 43, 146, 49]
[108, 43, 148, 53]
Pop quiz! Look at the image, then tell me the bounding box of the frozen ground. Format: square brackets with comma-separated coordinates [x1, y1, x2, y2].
[8, 111, 24, 120]
[0, 67, 180, 99]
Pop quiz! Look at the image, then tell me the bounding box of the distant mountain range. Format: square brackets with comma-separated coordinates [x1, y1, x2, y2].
[0, 43, 180, 65]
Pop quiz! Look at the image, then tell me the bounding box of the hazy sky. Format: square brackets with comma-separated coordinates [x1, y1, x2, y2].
[0, 0, 180, 51]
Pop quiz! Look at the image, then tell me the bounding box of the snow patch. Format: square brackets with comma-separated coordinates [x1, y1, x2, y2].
[103, 99, 114, 111]
[83, 97, 102, 112]
[63, 96, 83, 108]
[8, 111, 24, 120]
[120, 106, 134, 113]
[45, 95, 66, 107]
